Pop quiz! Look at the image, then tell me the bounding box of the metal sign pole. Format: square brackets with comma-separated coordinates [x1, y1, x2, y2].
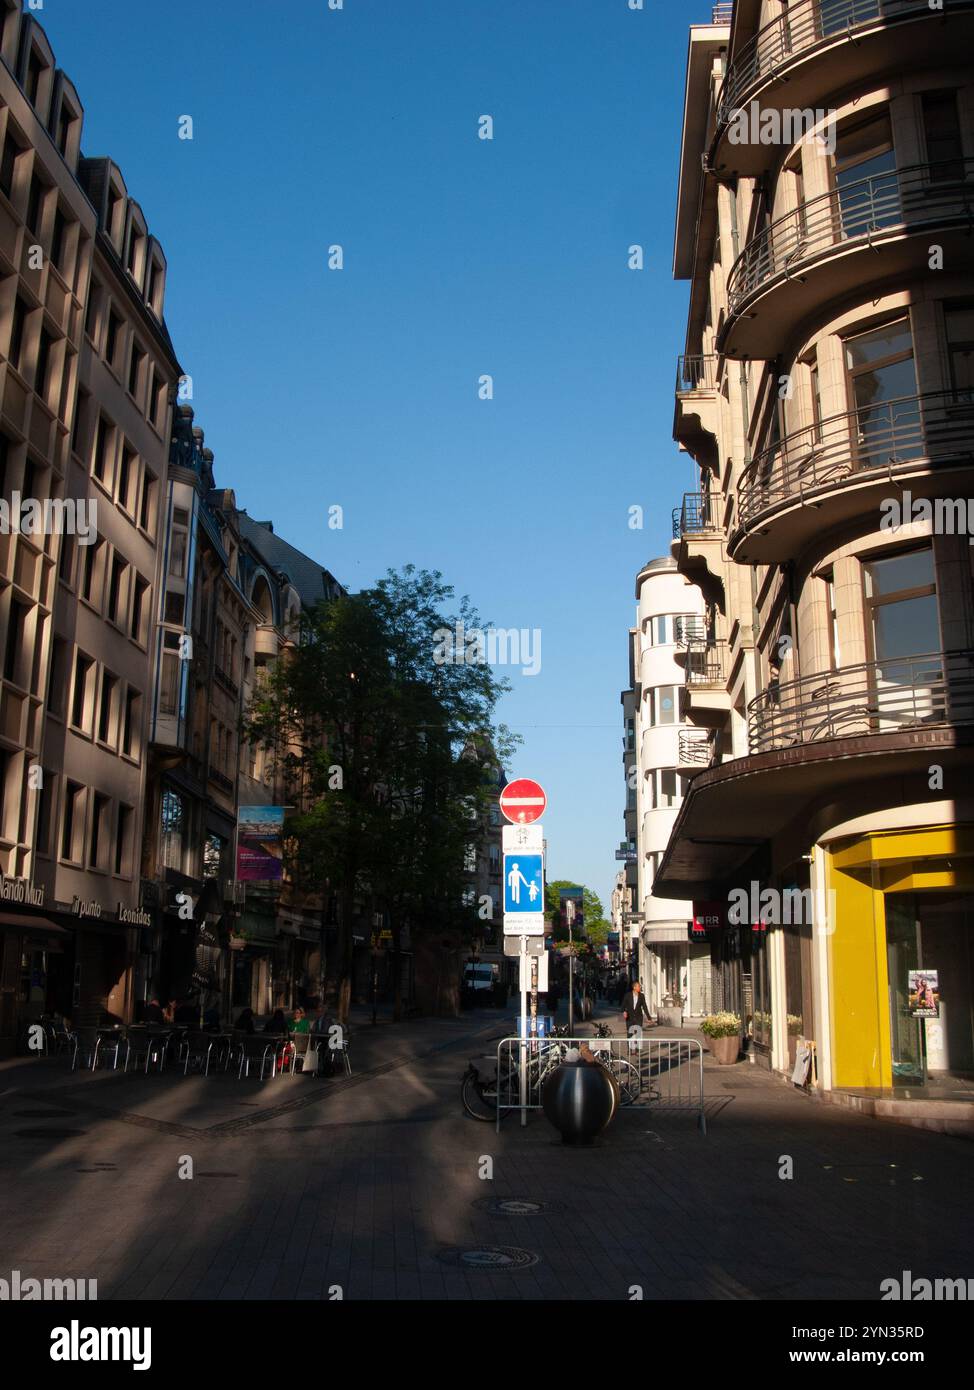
[520, 935, 528, 1127]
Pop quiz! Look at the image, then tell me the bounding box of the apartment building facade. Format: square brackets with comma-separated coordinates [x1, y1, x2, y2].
[656, 0, 974, 1100]
[622, 557, 713, 1018]
[0, 2, 178, 1048]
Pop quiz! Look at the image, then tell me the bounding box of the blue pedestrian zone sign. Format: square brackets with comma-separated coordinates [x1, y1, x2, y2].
[503, 853, 544, 915]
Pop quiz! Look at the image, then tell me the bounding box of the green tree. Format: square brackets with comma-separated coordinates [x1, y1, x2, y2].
[245, 567, 516, 1021]
[545, 881, 606, 944]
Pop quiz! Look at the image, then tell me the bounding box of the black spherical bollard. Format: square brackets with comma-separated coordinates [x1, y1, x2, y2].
[542, 1060, 618, 1145]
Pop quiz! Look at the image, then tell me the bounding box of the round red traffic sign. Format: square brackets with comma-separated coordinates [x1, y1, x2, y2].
[499, 778, 547, 825]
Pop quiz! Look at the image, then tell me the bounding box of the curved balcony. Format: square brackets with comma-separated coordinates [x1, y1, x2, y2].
[720, 160, 974, 358]
[710, 0, 974, 178]
[748, 650, 974, 755]
[730, 389, 974, 563]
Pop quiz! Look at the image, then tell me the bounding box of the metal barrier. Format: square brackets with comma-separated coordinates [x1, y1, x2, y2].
[494, 1034, 707, 1135]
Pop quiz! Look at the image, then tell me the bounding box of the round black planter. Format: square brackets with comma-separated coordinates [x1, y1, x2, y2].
[542, 1061, 618, 1145]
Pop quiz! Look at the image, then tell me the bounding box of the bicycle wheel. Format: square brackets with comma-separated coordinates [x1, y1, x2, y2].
[461, 1070, 499, 1122]
[609, 1058, 640, 1106]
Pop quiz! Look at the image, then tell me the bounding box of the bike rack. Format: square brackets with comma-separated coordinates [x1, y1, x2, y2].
[493, 1035, 707, 1135]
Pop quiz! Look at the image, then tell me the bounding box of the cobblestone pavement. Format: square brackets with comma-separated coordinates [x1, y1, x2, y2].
[0, 1005, 971, 1301]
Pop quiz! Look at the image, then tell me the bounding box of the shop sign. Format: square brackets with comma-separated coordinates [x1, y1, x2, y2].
[0, 873, 44, 907]
[71, 896, 103, 919]
[908, 969, 939, 1018]
[118, 904, 152, 927]
[691, 901, 724, 939]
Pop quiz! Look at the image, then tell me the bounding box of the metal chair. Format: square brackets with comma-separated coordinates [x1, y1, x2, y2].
[236, 1035, 276, 1080]
[182, 1031, 218, 1076]
[124, 1027, 172, 1074]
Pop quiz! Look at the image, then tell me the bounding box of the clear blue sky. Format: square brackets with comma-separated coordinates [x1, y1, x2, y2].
[40, 0, 701, 914]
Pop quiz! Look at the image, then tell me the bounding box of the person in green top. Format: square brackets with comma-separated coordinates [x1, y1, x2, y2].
[290, 1007, 310, 1034]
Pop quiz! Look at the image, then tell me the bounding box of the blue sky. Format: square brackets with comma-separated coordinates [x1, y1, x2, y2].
[39, 0, 700, 913]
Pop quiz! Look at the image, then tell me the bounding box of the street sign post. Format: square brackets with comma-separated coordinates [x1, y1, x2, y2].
[499, 778, 547, 825]
[497, 778, 548, 1127]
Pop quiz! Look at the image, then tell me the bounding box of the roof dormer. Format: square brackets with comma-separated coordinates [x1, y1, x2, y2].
[16, 17, 56, 129]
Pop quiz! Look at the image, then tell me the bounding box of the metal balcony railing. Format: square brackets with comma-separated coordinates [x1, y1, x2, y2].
[675, 615, 708, 647]
[736, 389, 974, 534]
[672, 492, 720, 539]
[676, 354, 718, 393]
[727, 160, 974, 314]
[717, 0, 942, 128]
[678, 727, 718, 767]
[747, 651, 974, 754]
[685, 639, 729, 687]
[711, 2, 734, 23]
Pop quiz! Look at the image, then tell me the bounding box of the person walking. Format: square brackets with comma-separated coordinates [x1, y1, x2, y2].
[621, 980, 652, 1030]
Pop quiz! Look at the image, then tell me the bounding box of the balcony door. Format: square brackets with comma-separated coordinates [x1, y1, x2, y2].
[863, 546, 941, 729]
[843, 318, 919, 473]
[832, 112, 899, 239]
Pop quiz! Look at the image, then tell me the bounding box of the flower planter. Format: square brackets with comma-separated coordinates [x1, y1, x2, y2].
[709, 1032, 740, 1065]
[542, 1061, 618, 1145]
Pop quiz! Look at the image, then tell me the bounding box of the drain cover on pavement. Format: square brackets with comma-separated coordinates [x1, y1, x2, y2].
[437, 1245, 539, 1271]
[472, 1197, 562, 1216]
[14, 1128, 86, 1140]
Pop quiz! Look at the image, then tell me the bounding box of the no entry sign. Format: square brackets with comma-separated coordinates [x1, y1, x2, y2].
[499, 778, 547, 825]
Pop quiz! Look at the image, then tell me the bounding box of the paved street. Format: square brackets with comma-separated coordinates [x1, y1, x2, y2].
[0, 1005, 971, 1302]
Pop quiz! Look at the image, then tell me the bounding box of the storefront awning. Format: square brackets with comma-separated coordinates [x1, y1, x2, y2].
[0, 912, 69, 935]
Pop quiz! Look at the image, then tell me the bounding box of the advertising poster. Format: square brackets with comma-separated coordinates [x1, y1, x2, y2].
[236, 806, 286, 882]
[908, 969, 940, 1018]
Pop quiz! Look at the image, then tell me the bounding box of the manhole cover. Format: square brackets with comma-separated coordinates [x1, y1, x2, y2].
[472, 1197, 562, 1216]
[437, 1245, 539, 1271]
[14, 1128, 86, 1140]
[11, 1109, 77, 1118]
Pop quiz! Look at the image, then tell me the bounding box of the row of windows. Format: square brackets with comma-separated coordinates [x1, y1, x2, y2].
[46, 637, 143, 762]
[71, 391, 160, 532]
[0, 747, 135, 878]
[3, 276, 74, 423]
[61, 531, 153, 649]
[83, 286, 169, 432]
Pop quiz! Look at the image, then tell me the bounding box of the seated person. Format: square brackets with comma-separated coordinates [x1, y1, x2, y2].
[290, 1007, 310, 1034]
[234, 1008, 256, 1035]
[143, 998, 165, 1024]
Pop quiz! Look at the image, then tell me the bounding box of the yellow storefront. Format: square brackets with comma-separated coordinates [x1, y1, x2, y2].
[827, 827, 974, 1092]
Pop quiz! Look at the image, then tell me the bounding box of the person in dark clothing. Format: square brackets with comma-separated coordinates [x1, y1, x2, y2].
[234, 1008, 256, 1034]
[265, 1009, 288, 1034]
[621, 980, 652, 1029]
[143, 998, 165, 1024]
